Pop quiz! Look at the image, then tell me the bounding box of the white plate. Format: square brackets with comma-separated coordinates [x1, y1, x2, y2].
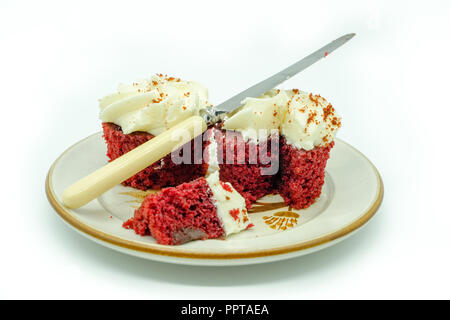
[46, 133, 383, 266]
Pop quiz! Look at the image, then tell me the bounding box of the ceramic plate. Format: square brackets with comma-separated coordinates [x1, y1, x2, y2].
[46, 133, 383, 266]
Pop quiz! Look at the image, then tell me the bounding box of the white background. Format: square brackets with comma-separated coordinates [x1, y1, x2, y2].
[1, 0, 449, 299]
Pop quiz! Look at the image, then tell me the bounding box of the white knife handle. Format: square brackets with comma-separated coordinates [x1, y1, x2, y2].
[62, 116, 207, 209]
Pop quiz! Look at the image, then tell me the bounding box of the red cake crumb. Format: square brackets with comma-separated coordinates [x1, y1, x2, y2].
[229, 208, 240, 221]
[124, 178, 225, 245]
[220, 181, 233, 192]
[102, 122, 207, 190]
[278, 138, 333, 209]
[122, 218, 134, 229]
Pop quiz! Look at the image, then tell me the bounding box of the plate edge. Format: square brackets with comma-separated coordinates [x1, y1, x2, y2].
[45, 134, 384, 260]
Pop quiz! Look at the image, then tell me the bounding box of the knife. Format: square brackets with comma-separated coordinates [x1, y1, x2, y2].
[62, 33, 355, 208]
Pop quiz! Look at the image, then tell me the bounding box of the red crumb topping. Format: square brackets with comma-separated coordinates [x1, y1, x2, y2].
[323, 104, 334, 121]
[229, 208, 240, 220]
[304, 111, 317, 133]
[307, 111, 317, 125]
[309, 93, 320, 106]
[155, 74, 181, 82]
[324, 52, 328, 57]
[220, 181, 233, 192]
[246, 223, 254, 229]
[331, 116, 341, 127]
[292, 89, 299, 94]
[152, 81, 158, 86]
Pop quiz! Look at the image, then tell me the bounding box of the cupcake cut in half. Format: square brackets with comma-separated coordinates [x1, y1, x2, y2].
[100, 75, 341, 244]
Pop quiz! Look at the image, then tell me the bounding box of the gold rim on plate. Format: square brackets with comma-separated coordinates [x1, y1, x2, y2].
[45, 134, 383, 260]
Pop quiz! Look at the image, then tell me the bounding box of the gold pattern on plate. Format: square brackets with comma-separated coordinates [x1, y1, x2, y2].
[248, 200, 287, 213]
[249, 197, 300, 231]
[119, 190, 159, 208]
[263, 208, 299, 231]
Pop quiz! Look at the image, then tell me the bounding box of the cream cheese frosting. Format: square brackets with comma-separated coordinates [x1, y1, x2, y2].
[205, 171, 250, 236]
[99, 74, 211, 136]
[222, 89, 341, 150]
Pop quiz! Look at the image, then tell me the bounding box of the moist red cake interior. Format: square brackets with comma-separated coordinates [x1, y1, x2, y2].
[124, 178, 224, 245]
[278, 138, 333, 209]
[214, 129, 279, 208]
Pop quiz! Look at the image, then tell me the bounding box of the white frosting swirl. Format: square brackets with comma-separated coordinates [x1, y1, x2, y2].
[99, 74, 211, 136]
[222, 89, 341, 150]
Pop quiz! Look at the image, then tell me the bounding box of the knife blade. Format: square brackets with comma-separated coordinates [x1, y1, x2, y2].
[203, 33, 355, 124]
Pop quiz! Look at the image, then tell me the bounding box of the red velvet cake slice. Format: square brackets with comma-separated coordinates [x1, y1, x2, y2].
[99, 74, 212, 190]
[124, 171, 251, 245]
[222, 89, 341, 210]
